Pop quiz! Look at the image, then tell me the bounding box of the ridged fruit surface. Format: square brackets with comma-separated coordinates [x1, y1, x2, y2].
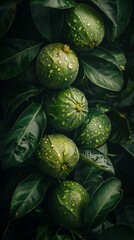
[36, 134, 79, 178]
[45, 87, 89, 132]
[48, 181, 89, 229]
[36, 43, 79, 89]
[64, 3, 105, 50]
[75, 108, 111, 148]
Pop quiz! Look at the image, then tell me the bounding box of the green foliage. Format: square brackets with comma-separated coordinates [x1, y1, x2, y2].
[2, 101, 47, 170]
[0, 0, 134, 240]
[84, 178, 123, 229]
[0, 39, 43, 80]
[10, 173, 49, 219]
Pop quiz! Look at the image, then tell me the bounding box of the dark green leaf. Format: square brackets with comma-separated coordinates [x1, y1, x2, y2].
[82, 47, 120, 67]
[90, 0, 118, 26]
[0, 39, 43, 80]
[90, 0, 132, 39]
[98, 143, 108, 155]
[74, 160, 104, 196]
[10, 173, 49, 219]
[30, 6, 64, 42]
[109, 111, 130, 143]
[114, 80, 134, 107]
[0, 2, 16, 39]
[112, 0, 132, 39]
[102, 44, 126, 70]
[2, 84, 43, 121]
[121, 140, 134, 157]
[84, 178, 123, 229]
[30, 0, 76, 9]
[80, 147, 115, 174]
[2, 101, 47, 170]
[98, 225, 134, 240]
[81, 49, 123, 91]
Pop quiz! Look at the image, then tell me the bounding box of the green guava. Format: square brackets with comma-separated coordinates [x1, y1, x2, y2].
[36, 43, 79, 89]
[75, 108, 111, 148]
[36, 134, 79, 178]
[45, 87, 89, 132]
[48, 180, 89, 229]
[64, 3, 105, 50]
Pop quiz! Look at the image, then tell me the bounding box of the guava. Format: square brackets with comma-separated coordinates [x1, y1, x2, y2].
[64, 3, 105, 50]
[36, 134, 79, 178]
[74, 108, 111, 148]
[48, 181, 89, 229]
[36, 43, 79, 89]
[45, 87, 88, 132]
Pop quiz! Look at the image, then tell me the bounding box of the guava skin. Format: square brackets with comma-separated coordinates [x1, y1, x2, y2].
[45, 87, 89, 132]
[75, 109, 111, 148]
[36, 43, 79, 89]
[48, 181, 89, 229]
[36, 134, 79, 178]
[64, 3, 105, 50]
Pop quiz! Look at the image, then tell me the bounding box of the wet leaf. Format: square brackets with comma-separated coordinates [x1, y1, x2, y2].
[1, 101, 47, 170]
[79, 147, 115, 174]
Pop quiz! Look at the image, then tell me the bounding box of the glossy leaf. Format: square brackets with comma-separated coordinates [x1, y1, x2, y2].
[81, 49, 123, 91]
[0, 2, 16, 39]
[10, 173, 49, 219]
[90, 0, 118, 26]
[108, 111, 130, 143]
[0, 39, 43, 80]
[84, 178, 123, 229]
[30, 6, 64, 42]
[79, 147, 115, 174]
[102, 44, 126, 70]
[2, 101, 47, 170]
[74, 160, 104, 196]
[98, 225, 134, 240]
[2, 84, 43, 121]
[112, 0, 132, 39]
[30, 0, 76, 9]
[90, 0, 132, 39]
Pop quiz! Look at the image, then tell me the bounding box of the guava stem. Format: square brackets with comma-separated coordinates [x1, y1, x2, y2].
[62, 44, 70, 53]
